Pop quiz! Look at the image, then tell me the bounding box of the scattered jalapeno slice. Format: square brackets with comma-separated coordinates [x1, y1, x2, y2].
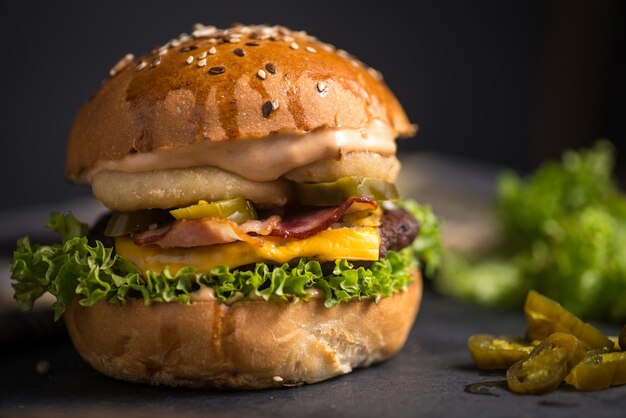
[104, 210, 173, 237]
[169, 198, 258, 224]
[619, 324, 626, 351]
[524, 290, 613, 350]
[565, 349, 626, 391]
[296, 177, 399, 206]
[507, 332, 587, 394]
[468, 334, 536, 370]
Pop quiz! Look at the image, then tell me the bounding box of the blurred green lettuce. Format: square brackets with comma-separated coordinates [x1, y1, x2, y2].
[437, 141, 626, 321]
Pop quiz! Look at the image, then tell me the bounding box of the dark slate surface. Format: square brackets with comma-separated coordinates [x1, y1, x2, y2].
[1, 286, 625, 418]
[1, 159, 624, 417]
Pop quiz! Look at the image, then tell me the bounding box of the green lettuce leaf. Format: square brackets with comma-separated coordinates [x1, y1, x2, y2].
[11, 202, 441, 319]
[438, 141, 626, 321]
[396, 199, 443, 276]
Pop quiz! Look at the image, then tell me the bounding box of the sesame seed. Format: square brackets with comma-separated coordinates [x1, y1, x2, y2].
[271, 100, 279, 110]
[150, 56, 161, 68]
[272, 376, 284, 382]
[367, 67, 383, 81]
[186, 56, 194, 65]
[197, 58, 207, 67]
[262, 100, 275, 118]
[198, 51, 208, 59]
[208, 47, 217, 55]
[136, 61, 147, 71]
[257, 69, 267, 80]
[289, 42, 299, 50]
[208, 66, 226, 75]
[229, 37, 240, 43]
[158, 48, 169, 56]
[109, 53, 135, 77]
[283, 36, 294, 42]
[306, 46, 317, 53]
[265, 62, 277, 74]
[316, 81, 327, 93]
[171, 39, 182, 48]
[245, 42, 260, 46]
[233, 48, 245, 57]
[179, 45, 198, 52]
[192, 25, 217, 38]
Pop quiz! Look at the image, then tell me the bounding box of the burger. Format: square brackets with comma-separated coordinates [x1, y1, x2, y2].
[11, 24, 442, 389]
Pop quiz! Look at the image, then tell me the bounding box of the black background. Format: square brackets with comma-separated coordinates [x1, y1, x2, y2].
[1, 0, 624, 210]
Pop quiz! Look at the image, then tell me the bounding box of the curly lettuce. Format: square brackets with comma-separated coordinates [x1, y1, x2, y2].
[11, 200, 441, 320]
[437, 141, 626, 321]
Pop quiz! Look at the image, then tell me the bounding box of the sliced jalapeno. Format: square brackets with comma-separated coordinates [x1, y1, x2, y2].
[468, 334, 536, 370]
[105, 210, 173, 237]
[609, 336, 620, 349]
[507, 332, 587, 394]
[169, 198, 258, 224]
[296, 177, 398, 206]
[524, 290, 613, 350]
[565, 349, 626, 391]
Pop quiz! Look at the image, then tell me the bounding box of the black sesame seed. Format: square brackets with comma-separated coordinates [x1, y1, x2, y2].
[265, 63, 277, 74]
[208, 66, 226, 75]
[262, 101, 274, 118]
[233, 48, 245, 57]
[179, 45, 198, 52]
[245, 42, 260, 47]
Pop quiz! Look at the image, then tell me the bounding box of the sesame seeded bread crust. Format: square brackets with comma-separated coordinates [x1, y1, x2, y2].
[64, 271, 421, 389]
[65, 24, 415, 182]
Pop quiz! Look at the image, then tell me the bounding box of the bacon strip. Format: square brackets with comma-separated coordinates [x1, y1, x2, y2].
[131, 224, 172, 245]
[132, 197, 377, 248]
[268, 197, 377, 239]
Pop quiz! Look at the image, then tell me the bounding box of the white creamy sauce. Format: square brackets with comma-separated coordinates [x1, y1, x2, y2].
[87, 121, 396, 182]
[189, 286, 216, 302]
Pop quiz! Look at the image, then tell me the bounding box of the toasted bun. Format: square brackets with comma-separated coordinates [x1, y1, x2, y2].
[65, 24, 415, 182]
[64, 271, 421, 389]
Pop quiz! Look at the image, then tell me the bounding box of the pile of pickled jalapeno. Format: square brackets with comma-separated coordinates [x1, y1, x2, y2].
[468, 290, 626, 394]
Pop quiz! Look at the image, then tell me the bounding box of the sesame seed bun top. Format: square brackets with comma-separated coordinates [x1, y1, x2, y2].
[65, 24, 416, 182]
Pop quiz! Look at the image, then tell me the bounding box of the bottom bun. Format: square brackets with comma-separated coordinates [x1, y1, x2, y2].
[64, 270, 422, 389]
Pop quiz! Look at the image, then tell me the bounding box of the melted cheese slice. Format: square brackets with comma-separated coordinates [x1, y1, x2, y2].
[116, 227, 380, 274]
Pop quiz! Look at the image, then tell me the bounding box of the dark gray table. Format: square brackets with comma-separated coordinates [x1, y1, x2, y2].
[1, 286, 624, 418]
[1, 156, 624, 417]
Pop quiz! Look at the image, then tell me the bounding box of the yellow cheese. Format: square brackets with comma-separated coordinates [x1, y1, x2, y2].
[116, 227, 380, 275]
